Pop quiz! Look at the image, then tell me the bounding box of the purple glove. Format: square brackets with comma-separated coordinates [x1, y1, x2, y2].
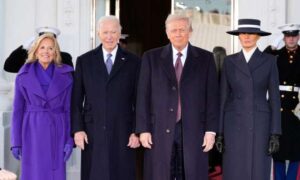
[11, 147, 21, 160]
[64, 144, 73, 162]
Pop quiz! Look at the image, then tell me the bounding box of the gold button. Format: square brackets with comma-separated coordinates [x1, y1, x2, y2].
[289, 60, 293, 64]
[283, 81, 287, 85]
[281, 94, 285, 98]
[293, 96, 296, 99]
[290, 55, 294, 59]
[280, 108, 283, 112]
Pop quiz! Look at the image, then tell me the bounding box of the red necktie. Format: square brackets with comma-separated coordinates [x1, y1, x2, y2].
[175, 52, 183, 122]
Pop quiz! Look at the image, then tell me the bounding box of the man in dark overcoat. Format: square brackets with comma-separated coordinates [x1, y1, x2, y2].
[216, 19, 281, 180]
[71, 16, 140, 180]
[264, 23, 300, 180]
[136, 14, 219, 180]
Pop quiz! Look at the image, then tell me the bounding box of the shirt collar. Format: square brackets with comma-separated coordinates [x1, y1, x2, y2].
[172, 44, 188, 66]
[102, 45, 118, 64]
[242, 46, 257, 62]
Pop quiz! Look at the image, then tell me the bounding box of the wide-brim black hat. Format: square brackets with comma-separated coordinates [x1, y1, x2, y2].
[227, 19, 271, 36]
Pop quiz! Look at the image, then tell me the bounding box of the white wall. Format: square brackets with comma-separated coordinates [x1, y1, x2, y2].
[235, 0, 286, 51]
[287, 0, 300, 23]
[0, 0, 4, 68]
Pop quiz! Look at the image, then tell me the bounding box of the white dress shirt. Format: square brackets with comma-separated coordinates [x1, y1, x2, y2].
[171, 44, 216, 136]
[242, 47, 257, 63]
[172, 45, 188, 66]
[102, 46, 118, 64]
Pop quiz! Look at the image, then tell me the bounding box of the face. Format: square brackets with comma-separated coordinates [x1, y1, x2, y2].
[166, 19, 191, 51]
[98, 20, 121, 52]
[284, 35, 299, 50]
[238, 33, 260, 51]
[35, 38, 56, 68]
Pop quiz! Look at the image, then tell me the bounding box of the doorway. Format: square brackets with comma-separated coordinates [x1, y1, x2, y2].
[119, 0, 172, 55]
[93, 0, 172, 56]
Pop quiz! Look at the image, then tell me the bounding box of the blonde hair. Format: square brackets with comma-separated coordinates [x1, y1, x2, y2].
[165, 13, 193, 32]
[27, 33, 62, 65]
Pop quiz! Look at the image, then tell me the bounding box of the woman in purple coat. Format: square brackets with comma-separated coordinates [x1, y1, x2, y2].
[10, 33, 74, 180]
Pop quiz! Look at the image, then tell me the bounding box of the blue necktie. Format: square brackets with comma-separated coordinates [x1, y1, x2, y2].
[106, 54, 113, 74]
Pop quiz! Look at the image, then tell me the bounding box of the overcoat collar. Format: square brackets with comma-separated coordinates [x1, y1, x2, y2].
[160, 43, 198, 85]
[247, 48, 267, 71]
[91, 44, 127, 83]
[232, 48, 265, 77]
[18, 62, 73, 101]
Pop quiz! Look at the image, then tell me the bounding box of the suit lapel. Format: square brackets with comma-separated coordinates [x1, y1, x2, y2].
[247, 49, 267, 72]
[160, 44, 177, 84]
[91, 45, 109, 81]
[108, 47, 126, 82]
[231, 51, 251, 77]
[181, 44, 198, 83]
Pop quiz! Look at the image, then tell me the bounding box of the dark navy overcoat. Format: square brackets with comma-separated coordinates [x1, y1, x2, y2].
[219, 49, 281, 180]
[71, 45, 140, 180]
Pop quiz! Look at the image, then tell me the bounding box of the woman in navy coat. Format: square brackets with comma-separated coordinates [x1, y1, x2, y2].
[216, 19, 281, 180]
[10, 33, 73, 180]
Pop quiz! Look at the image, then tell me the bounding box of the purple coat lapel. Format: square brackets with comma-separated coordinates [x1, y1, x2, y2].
[46, 64, 73, 101]
[18, 62, 47, 100]
[18, 62, 73, 101]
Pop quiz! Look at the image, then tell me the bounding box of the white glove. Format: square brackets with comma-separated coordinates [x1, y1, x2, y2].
[22, 36, 36, 50]
[293, 90, 300, 120]
[270, 34, 284, 50]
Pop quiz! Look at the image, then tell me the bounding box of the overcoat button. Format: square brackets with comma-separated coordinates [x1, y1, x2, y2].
[166, 129, 171, 133]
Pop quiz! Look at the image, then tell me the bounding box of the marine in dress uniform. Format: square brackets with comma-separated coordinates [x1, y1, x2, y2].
[4, 27, 73, 73]
[264, 23, 300, 180]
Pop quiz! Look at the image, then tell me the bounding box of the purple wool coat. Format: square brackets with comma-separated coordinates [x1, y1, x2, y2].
[11, 61, 74, 180]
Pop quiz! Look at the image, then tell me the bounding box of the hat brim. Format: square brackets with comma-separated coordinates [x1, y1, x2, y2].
[227, 29, 271, 36]
[283, 31, 299, 36]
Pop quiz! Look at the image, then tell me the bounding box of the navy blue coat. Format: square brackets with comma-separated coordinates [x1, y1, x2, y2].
[136, 43, 219, 180]
[219, 49, 281, 180]
[71, 45, 140, 180]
